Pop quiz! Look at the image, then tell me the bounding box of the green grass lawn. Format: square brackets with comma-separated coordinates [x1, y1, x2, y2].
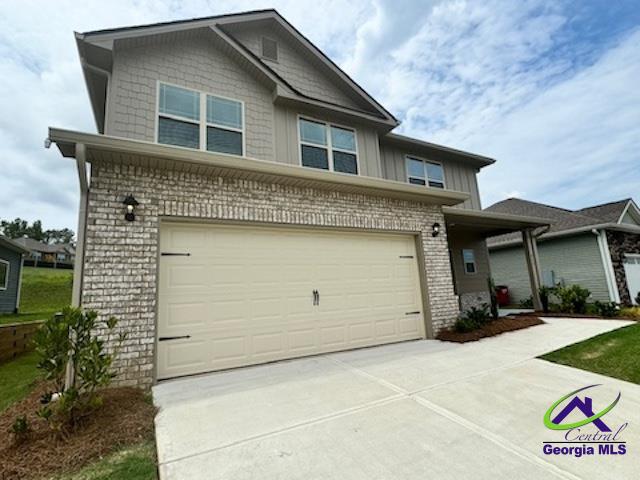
[0, 351, 40, 413]
[540, 323, 640, 384]
[58, 441, 158, 480]
[0, 267, 72, 324]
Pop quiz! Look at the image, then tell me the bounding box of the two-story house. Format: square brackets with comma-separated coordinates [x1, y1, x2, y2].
[49, 10, 547, 387]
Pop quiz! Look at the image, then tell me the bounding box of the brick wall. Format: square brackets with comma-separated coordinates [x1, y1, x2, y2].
[83, 160, 460, 388]
[606, 230, 640, 305]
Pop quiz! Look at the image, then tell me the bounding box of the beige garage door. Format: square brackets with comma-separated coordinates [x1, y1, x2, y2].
[157, 223, 426, 379]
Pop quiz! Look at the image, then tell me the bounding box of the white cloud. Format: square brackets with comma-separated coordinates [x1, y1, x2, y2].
[0, 0, 638, 233]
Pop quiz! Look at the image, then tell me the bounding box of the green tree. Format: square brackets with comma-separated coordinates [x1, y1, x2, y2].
[44, 228, 75, 245]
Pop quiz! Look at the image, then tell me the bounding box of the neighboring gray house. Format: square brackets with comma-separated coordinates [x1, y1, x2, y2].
[487, 198, 640, 306]
[0, 235, 29, 314]
[13, 237, 75, 268]
[48, 10, 546, 387]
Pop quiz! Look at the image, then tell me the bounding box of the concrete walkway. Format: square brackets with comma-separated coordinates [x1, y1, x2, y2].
[153, 317, 638, 479]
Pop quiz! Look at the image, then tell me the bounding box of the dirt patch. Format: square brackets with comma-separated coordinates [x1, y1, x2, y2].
[436, 316, 545, 343]
[0, 383, 156, 479]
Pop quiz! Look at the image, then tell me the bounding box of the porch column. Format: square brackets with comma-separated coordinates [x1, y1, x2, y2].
[522, 228, 543, 311]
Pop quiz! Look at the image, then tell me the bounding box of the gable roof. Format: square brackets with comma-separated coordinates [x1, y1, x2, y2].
[0, 234, 29, 254]
[76, 9, 398, 132]
[576, 198, 636, 224]
[12, 237, 74, 254]
[486, 197, 640, 248]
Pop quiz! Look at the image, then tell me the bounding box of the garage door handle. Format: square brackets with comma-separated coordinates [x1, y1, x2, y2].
[312, 290, 319, 305]
[405, 311, 421, 315]
[159, 335, 191, 341]
[161, 252, 191, 256]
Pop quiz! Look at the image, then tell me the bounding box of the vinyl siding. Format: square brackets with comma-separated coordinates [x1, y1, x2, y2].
[105, 30, 275, 161]
[273, 104, 382, 177]
[489, 233, 611, 303]
[0, 246, 22, 313]
[379, 141, 481, 210]
[448, 231, 491, 295]
[226, 23, 370, 112]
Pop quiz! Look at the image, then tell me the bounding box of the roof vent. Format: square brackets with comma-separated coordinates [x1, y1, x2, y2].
[261, 37, 278, 62]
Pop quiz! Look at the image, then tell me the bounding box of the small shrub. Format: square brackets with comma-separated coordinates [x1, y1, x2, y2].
[11, 415, 30, 444]
[619, 306, 640, 320]
[635, 291, 640, 305]
[593, 301, 619, 318]
[454, 316, 478, 333]
[553, 284, 591, 314]
[539, 286, 552, 313]
[33, 307, 126, 432]
[454, 304, 491, 332]
[488, 278, 499, 320]
[519, 296, 534, 309]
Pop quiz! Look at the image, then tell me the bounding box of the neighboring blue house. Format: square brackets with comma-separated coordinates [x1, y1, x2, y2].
[0, 234, 29, 314]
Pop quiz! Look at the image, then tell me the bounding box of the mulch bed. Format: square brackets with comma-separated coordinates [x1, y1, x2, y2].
[436, 315, 545, 343]
[0, 383, 156, 479]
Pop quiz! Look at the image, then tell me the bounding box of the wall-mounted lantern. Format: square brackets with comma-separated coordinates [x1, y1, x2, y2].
[123, 194, 139, 222]
[432, 222, 441, 237]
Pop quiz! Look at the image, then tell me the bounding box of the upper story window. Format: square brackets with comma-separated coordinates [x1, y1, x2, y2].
[406, 156, 445, 188]
[299, 118, 358, 175]
[157, 83, 244, 156]
[0, 259, 8, 290]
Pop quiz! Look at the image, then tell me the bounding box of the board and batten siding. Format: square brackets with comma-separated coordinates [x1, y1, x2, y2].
[379, 142, 482, 210]
[274, 104, 382, 177]
[0, 246, 22, 314]
[489, 233, 611, 303]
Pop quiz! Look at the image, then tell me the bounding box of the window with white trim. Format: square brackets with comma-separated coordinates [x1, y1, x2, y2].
[299, 118, 358, 174]
[0, 259, 9, 290]
[406, 156, 445, 188]
[158, 83, 244, 156]
[462, 249, 476, 274]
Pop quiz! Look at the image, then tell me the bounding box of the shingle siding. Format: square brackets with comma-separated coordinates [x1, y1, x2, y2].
[489, 234, 610, 304]
[83, 161, 460, 388]
[105, 30, 275, 161]
[0, 247, 22, 314]
[228, 23, 368, 112]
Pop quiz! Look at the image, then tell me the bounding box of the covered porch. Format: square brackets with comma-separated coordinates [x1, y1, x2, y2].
[443, 207, 549, 312]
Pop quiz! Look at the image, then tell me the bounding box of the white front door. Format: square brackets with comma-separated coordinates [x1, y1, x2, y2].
[157, 222, 426, 379]
[623, 254, 640, 304]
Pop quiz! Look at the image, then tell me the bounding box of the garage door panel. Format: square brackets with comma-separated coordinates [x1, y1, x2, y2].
[158, 223, 426, 379]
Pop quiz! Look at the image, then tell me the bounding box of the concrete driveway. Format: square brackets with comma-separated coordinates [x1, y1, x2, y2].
[153, 317, 639, 479]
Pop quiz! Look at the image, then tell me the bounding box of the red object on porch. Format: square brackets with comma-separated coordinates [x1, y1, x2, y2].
[495, 286, 510, 307]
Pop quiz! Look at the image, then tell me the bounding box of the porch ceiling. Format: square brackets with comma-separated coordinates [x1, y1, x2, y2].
[443, 207, 549, 237]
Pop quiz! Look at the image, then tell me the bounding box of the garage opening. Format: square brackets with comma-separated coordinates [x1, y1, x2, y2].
[157, 222, 427, 379]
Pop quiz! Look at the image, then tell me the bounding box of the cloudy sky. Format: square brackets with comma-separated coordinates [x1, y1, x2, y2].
[1, 0, 638, 231]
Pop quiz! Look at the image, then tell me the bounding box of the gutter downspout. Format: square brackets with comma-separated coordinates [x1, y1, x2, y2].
[65, 143, 89, 389]
[592, 228, 621, 303]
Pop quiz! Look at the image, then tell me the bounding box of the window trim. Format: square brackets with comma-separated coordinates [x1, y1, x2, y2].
[405, 155, 446, 189]
[297, 115, 360, 174]
[155, 80, 246, 156]
[0, 259, 9, 291]
[462, 249, 477, 275]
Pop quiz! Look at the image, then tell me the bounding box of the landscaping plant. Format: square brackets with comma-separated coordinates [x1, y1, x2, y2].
[552, 284, 590, 314]
[519, 296, 534, 309]
[539, 286, 552, 313]
[33, 307, 126, 432]
[488, 277, 499, 320]
[593, 301, 619, 318]
[635, 291, 640, 306]
[454, 304, 491, 332]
